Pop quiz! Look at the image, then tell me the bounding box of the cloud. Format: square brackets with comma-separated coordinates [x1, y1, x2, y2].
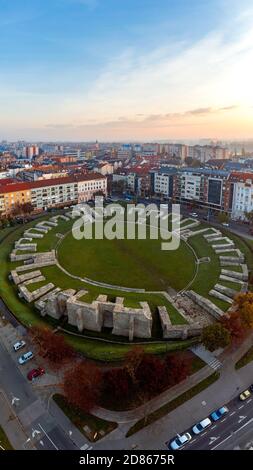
[45, 104, 238, 130]
[1, 1, 253, 140]
[59, 2, 252, 128]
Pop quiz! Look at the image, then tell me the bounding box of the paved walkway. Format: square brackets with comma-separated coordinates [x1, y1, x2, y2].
[0, 390, 34, 450]
[190, 344, 222, 371]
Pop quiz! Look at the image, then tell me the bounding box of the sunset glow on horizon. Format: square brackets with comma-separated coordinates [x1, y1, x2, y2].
[0, 0, 253, 141]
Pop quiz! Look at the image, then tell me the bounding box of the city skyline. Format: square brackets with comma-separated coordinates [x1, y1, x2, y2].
[0, 0, 253, 140]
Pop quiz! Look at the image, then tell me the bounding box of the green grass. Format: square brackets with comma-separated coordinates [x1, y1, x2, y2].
[235, 345, 253, 369]
[39, 265, 187, 329]
[58, 224, 196, 291]
[0, 426, 14, 450]
[219, 280, 242, 292]
[1, 216, 252, 361]
[53, 394, 117, 442]
[126, 372, 220, 437]
[64, 332, 197, 361]
[187, 234, 228, 310]
[0, 220, 195, 360]
[224, 231, 253, 272]
[186, 229, 253, 312]
[225, 265, 242, 273]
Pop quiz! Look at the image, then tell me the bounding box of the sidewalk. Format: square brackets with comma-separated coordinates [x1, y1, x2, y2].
[0, 391, 34, 450]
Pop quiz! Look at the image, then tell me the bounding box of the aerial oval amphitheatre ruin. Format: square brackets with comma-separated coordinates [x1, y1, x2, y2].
[7, 207, 250, 344]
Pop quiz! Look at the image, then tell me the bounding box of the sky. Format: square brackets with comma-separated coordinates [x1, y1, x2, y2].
[0, 0, 253, 141]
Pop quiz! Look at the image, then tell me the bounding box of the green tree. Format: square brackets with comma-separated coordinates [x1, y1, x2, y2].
[244, 211, 253, 224]
[217, 212, 229, 224]
[202, 323, 231, 352]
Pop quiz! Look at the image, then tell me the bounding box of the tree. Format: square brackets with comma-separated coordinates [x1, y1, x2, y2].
[217, 212, 229, 224]
[29, 326, 75, 369]
[102, 368, 134, 405]
[22, 201, 34, 217]
[235, 293, 253, 329]
[135, 354, 167, 397]
[11, 201, 34, 222]
[63, 361, 101, 413]
[244, 210, 253, 225]
[201, 323, 231, 352]
[221, 311, 246, 346]
[165, 353, 192, 386]
[184, 157, 201, 168]
[124, 346, 145, 384]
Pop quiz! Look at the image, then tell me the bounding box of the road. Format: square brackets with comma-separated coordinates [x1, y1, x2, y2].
[0, 330, 77, 450]
[183, 393, 253, 450]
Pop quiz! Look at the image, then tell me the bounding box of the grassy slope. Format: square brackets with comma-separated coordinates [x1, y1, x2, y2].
[0, 426, 14, 450]
[235, 345, 253, 369]
[187, 234, 229, 311]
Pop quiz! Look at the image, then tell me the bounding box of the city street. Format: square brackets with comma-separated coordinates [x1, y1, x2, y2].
[0, 325, 78, 450]
[185, 394, 253, 450]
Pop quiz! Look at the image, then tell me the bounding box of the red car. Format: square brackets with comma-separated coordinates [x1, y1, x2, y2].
[27, 367, 45, 381]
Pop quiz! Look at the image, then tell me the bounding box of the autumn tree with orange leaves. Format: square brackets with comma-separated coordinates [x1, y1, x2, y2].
[29, 326, 75, 369]
[63, 362, 102, 413]
[234, 293, 253, 329]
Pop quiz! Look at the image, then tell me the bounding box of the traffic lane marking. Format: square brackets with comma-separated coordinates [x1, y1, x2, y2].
[38, 423, 59, 450]
[211, 417, 253, 450]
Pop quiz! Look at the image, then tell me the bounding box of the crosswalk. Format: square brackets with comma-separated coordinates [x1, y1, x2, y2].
[190, 344, 222, 371]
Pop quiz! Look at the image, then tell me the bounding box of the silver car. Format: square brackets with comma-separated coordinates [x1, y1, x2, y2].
[18, 351, 33, 365]
[192, 417, 211, 435]
[13, 340, 26, 352]
[169, 433, 192, 450]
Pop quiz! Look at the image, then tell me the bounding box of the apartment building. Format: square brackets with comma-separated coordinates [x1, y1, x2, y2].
[0, 173, 107, 216]
[173, 168, 230, 211]
[0, 182, 32, 215]
[226, 172, 253, 220]
[150, 167, 176, 198]
[187, 145, 229, 163]
[77, 174, 107, 202]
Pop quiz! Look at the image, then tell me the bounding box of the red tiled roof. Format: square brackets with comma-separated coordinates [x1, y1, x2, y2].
[0, 173, 106, 194]
[0, 178, 16, 185]
[228, 171, 253, 182]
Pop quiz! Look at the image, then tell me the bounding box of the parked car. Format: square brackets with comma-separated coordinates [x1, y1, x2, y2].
[18, 351, 33, 365]
[190, 212, 198, 218]
[239, 389, 251, 401]
[192, 418, 211, 435]
[222, 222, 229, 227]
[13, 340, 26, 352]
[27, 367, 45, 381]
[168, 433, 192, 450]
[210, 406, 229, 421]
